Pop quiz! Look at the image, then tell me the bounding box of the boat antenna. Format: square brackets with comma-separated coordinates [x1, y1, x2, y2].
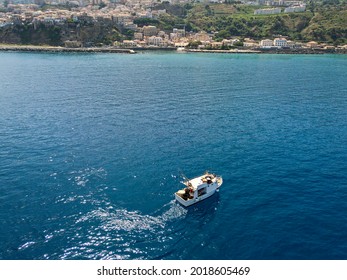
[178, 168, 190, 182]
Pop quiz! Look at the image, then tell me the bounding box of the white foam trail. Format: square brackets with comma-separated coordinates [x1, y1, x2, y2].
[69, 167, 107, 187]
[76, 200, 187, 233]
[160, 200, 188, 222]
[18, 241, 36, 251]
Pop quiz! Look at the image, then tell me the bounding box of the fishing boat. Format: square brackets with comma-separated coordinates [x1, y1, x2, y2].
[175, 172, 223, 207]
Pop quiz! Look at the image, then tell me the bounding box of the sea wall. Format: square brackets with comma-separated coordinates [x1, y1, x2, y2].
[257, 48, 347, 55]
[0, 45, 135, 53]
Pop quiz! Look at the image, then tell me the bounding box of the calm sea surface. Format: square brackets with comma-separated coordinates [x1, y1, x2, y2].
[0, 51, 346, 260]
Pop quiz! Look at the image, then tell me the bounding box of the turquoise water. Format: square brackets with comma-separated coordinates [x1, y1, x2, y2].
[0, 52, 346, 259]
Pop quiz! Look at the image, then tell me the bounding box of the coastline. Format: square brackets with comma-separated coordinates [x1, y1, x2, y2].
[186, 49, 261, 54]
[0, 44, 136, 54]
[186, 48, 347, 55]
[256, 47, 347, 55]
[0, 44, 346, 55]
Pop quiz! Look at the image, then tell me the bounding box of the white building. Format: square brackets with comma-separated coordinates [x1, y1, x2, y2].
[222, 39, 234, 47]
[172, 28, 185, 38]
[286, 40, 296, 48]
[274, 37, 288, 48]
[121, 40, 137, 48]
[147, 36, 165, 47]
[134, 32, 143, 40]
[244, 38, 258, 48]
[259, 39, 274, 48]
[124, 23, 138, 31]
[143, 25, 157, 37]
[254, 8, 281, 15]
[284, 5, 306, 13]
[114, 13, 132, 25]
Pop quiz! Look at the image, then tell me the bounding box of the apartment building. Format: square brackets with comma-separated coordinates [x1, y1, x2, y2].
[274, 37, 288, 48]
[284, 5, 306, 13]
[254, 8, 281, 15]
[143, 25, 157, 36]
[259, 39, 274, 48]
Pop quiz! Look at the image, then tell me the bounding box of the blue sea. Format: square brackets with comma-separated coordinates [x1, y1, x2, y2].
[0, 51, 346, 260]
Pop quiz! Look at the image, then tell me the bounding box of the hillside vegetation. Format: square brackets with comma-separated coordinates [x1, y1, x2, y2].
[155, 1, 347, 44]
[0, 1, 346, 46]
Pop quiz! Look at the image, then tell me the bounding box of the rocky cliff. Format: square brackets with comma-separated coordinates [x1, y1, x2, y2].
[0, 20, 123, 46]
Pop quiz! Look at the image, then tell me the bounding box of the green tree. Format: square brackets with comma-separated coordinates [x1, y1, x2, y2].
[215, 29, 231, 39]
[47, 26, 62, 45]
[233, 40, 243, 47]
[188, 40, 201, 49]
[308, 0, 316, 15]
[99, 1, 107, 9]
[205, 5, 213, 16]
[124, 29, 134, 40]
[133, 18, 160, 27]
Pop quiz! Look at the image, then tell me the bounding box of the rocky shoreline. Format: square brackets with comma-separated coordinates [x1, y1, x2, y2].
[1, 44, 346, 55]
[256, 48, 347, 55]
[0, 45, 136, 54]
[187, 48, 347, 55]
[186, 49, 261, 54]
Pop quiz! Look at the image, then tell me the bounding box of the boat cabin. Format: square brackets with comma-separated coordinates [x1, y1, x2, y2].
[175, 173, 223, 207]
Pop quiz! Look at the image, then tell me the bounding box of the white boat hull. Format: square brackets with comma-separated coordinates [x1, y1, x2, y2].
[175, 189, 217, 207]
[175, 173, 222, 207]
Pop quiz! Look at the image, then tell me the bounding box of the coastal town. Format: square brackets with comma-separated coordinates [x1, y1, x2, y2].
[0, 0, 347, 52]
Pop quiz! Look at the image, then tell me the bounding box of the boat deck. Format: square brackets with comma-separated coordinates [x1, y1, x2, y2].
[184, 174, 216, 189]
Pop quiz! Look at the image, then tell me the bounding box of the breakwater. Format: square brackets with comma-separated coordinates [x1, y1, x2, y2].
[187, 48, 347, 55]
[186, 49, 261, 54]
[0, 45, 136, 54]
[257, 48, 347, 54]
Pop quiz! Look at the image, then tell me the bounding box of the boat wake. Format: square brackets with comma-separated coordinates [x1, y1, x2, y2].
[55, 199, 188, 259]
[75, 200, 187, 233]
